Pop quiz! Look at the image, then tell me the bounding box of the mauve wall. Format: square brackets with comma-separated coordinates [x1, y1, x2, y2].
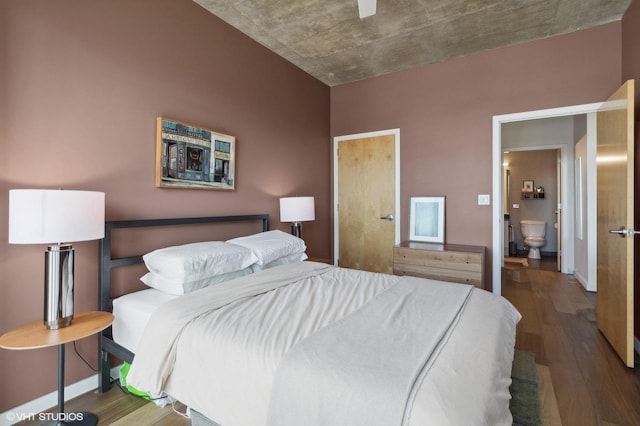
[330, 22, 623, 290]
[622, 0, 640, 346]
[0, 0, 330, 411]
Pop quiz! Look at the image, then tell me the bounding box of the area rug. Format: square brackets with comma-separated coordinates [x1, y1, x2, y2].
[504, 257, 529, 267]
[510, 350, 542, 426]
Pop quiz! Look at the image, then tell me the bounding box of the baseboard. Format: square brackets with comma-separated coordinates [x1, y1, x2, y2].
[572, 270, 597, 292]
[0, 365, 121, 426]
[573, 270, 587, 289]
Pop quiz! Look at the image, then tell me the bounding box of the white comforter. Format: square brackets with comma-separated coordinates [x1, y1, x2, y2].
[267, 276, 473, 426]
[128, 261, 521, 426]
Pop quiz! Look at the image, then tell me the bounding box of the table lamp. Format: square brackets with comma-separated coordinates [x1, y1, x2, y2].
[280, 196, 315, 238]
[9, 189, 105, 329]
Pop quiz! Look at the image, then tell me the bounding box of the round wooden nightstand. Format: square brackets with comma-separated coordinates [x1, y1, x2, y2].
[0, 311, 114, 425]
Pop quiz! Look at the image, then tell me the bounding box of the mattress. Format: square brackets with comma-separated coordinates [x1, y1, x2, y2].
[112, 288, 178, 353]
[127, 262, 521, 426]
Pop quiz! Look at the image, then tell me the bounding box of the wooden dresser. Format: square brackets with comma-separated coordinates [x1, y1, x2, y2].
[393, 241, 485, 289]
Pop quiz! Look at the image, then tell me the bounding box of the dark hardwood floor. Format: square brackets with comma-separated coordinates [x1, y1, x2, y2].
[17, 258, 640, 425]
[504, 256, 640, 425]
[15, 382, 190, 425]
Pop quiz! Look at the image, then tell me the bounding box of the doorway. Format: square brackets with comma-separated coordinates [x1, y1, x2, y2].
[495, 82, 636, 367]
[503, 148, 560, 269]
[492, 103, 602, 295]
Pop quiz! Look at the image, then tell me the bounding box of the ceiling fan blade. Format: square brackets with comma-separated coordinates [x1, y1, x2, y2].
[357, 0, 377, 18]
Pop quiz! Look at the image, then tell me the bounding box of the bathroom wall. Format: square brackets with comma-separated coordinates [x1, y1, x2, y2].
[504, 150, 559, 254]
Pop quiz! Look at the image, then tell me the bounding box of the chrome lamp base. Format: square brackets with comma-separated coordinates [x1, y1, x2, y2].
[291, 222, 302, 239]
[44, 244, 74, 330]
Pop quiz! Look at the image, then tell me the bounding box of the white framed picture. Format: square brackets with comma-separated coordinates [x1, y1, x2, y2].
[409, 196, 445, 243]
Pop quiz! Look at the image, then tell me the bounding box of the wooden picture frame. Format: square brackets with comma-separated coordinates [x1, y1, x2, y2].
[156, 117, 236, 190]
[522, 180, 534, 193]
[409, 196, 445, 243]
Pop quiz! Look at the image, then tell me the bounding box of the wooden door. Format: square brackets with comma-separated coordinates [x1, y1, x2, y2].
[596, 80, 635, 367]
[335, 131, 398, 273]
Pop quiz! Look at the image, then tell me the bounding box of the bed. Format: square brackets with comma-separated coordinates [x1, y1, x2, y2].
[98, 215, 271, 383]
[98, 215, 521, 426]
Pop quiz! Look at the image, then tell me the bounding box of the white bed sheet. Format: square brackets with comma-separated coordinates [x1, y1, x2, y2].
[112, 288, 178, 353]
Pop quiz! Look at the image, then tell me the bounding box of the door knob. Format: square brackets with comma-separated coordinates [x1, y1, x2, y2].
[380, 214, 394, 221]
[608, 226, 640, 238]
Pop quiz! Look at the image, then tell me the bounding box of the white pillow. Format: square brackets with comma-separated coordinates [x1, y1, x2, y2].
[142, 241, 258, 281]
[140, 269, 252, 295]
[250, 252, 308, 272]
[227, 230, 306, 265]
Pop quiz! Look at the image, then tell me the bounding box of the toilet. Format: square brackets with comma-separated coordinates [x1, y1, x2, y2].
[520, 220, 546, 259]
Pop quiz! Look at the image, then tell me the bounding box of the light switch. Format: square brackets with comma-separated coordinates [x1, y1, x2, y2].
[513, 203, 520, 209]
[478, 194, 490, 205]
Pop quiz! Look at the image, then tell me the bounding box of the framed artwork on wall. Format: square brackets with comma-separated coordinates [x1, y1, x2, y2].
[522, 180, 534, 192]
[155, 117, 236, 190]
[409, 196, 445, 243]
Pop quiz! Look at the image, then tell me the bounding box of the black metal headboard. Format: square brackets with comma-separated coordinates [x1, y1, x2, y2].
[98, 214, 269, 392]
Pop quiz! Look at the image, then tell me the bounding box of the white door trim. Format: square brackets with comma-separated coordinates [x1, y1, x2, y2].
[585, 112, 598, 291]
[333, 129, 401, 265]
[492, 103, 602, 295]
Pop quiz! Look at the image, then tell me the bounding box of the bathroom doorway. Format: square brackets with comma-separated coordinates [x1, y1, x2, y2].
[503, 148, 560, 268]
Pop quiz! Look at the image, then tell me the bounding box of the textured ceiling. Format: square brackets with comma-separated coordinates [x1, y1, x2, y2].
[193, 0, 631, 86]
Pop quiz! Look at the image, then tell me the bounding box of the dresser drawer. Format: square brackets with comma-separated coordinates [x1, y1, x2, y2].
[393, 242, 485, 289]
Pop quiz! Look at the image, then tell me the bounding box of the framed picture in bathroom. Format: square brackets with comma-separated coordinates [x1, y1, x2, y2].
[522, 180, 534, 192]
[409, 196, 445, 243]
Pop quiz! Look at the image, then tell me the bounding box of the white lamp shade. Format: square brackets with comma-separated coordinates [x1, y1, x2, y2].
[9, 189, 105, 244]
[280, 196, 315, 222]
